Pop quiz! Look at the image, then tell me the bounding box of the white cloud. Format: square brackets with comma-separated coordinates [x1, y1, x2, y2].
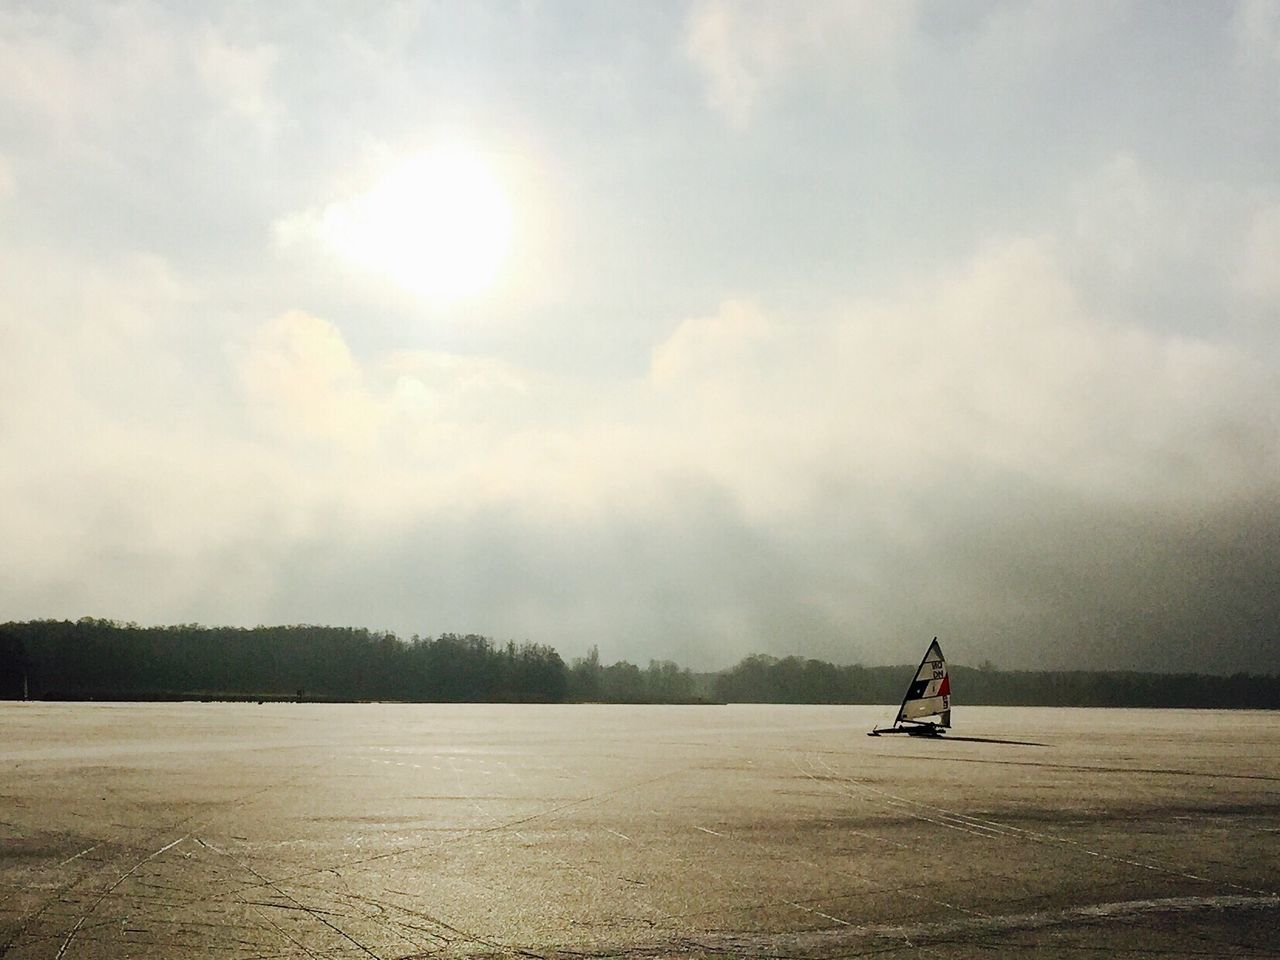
[1235, 201, 1280, 302]
[3, 232, 1276, 665]
[683, 0, 917, 127]
[196, 30, 279, 131]
[0, 15, 82, 132]
[0, 5, 181, 143]
[650, 299, 770, 384]
[1233, 0, 1280, 70]
[965, 0, 1129, 73]
[1070, 153, 1167, 278]
[2, 2, 1277, 669]
[236, 311, 377, 446]
[199, 242, 1280, 664]
[235, 313, 535, 445]
[1063, 152, 1270, 338]
[230, 311, 558, 523]
[644, 239, 1277, 520]
[0, 250, 293, 619]
[216, 233, 1280, 553]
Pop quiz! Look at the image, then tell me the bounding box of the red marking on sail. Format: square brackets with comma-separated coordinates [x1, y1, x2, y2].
[938, 675, 950, 697]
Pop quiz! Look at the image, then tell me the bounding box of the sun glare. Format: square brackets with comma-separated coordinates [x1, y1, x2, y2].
[321, 147, 513, 302]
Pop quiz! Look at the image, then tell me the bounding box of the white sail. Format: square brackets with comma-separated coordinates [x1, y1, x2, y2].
[895, 638, 951, 727]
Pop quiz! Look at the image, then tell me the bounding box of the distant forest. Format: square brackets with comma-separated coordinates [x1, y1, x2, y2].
[1, 619, 1277, 709]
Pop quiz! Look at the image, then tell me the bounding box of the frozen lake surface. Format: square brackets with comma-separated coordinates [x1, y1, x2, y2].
[1, 703, 1277, 958]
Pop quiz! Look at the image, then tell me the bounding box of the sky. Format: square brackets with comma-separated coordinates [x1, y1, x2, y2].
[2, 1, 1278, 674]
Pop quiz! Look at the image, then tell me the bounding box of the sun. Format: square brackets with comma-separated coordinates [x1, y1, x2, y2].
[320, 146, 513, 302]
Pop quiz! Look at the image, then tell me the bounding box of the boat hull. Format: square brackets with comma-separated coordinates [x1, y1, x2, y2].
[868, 722, 947, 738]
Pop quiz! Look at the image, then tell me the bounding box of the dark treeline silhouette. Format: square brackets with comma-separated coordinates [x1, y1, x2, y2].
[566, 646, 706, 703]
[951, 662, 1280, 709]
[711, 654, 1280, 709]
[1, 620, 1276, 708]
[713, 654, 904, 703]
[0, 629, 28, 699]
[1, 620, 565, 703]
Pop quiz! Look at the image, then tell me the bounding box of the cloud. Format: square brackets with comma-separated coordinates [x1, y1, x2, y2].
[236, 311, 378, 445]
[3, 231, 1276, 670]
[650, 299, 770, 384]
[1070, 153, 1168, 279]
[0, 6, 274, 133]
[3, 143, 1276, 670]
[0, 12, 83, 133]
[232, 311, 552, 523]
[0, 5, 182, 143]
[683, 0, 917, 127]
[616, 239, 1277, 669]
[1058, 151, 1280, 349]
[0, 250, 293, 620]
[196, 29, 279, 132]
[1235, 201, 1280, 302]
[1233, 0, 1280, 71]
[963, 0, 1130, 74]
[2, 4, 1276, 673]
[648, 239, 1276, 516]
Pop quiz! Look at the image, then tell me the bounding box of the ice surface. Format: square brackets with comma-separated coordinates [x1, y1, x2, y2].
[1, 703, 1276, 958]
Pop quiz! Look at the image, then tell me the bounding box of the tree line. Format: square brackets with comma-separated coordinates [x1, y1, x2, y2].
[711, 653, 1280, 709]
[0, 620, 569, 703]
[1, 619, 1276, 708]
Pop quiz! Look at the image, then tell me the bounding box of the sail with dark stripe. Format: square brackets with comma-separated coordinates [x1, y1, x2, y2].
[896, 638, 951, 727]
[869, 637, 951, 736]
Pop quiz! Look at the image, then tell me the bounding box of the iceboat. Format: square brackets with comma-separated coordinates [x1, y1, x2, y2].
[868, 637, 951, 737]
